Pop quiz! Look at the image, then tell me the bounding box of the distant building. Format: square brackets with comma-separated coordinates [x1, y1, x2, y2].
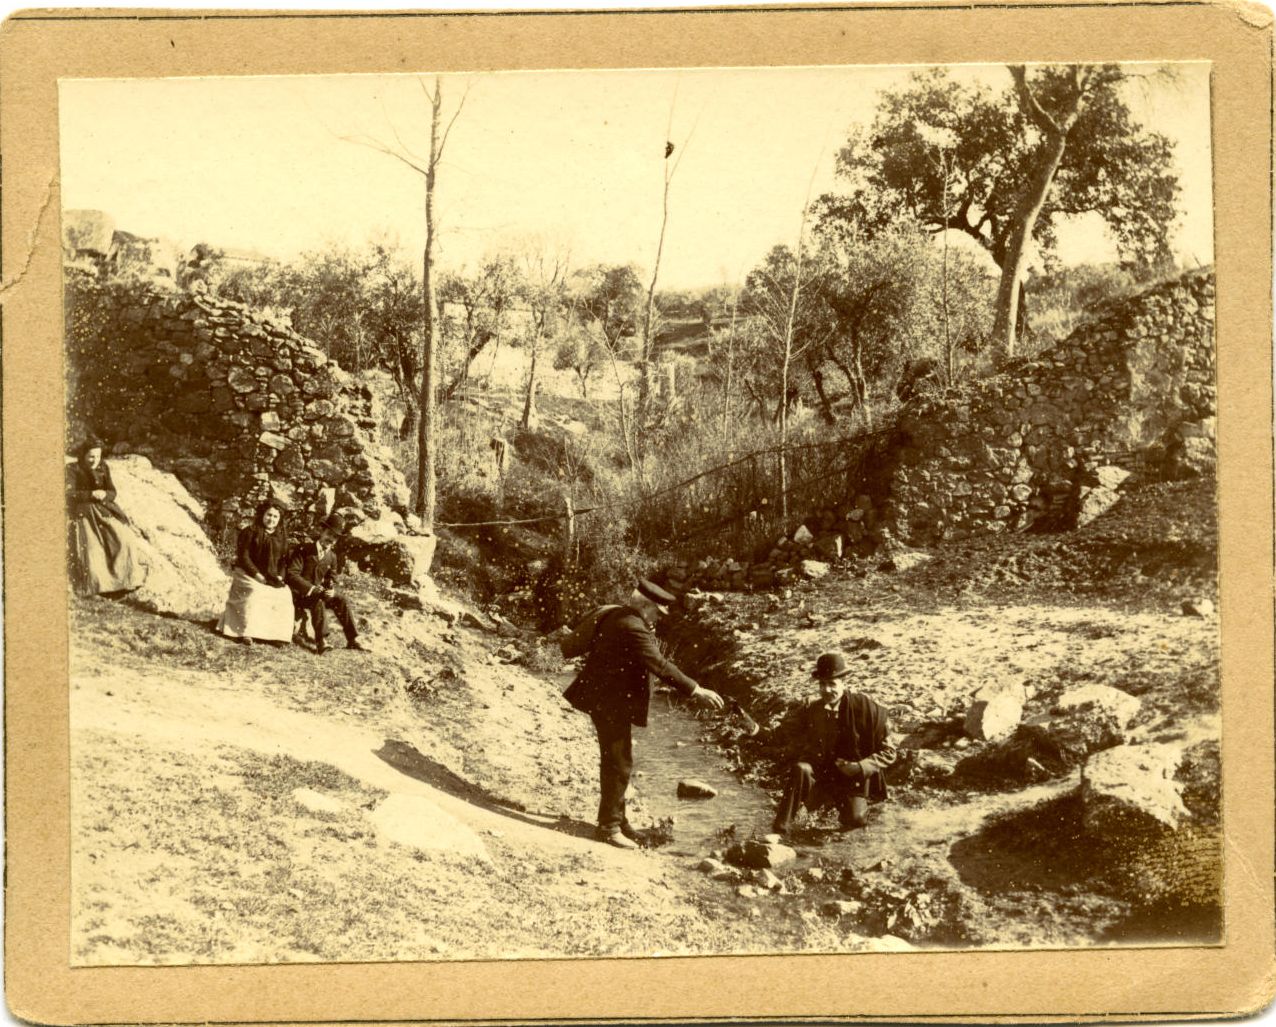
[214, 246, 272, 271]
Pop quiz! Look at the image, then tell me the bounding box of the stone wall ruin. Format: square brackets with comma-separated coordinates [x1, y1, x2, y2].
[663, 267, 1216, 592]
[65, 271, 412, 551]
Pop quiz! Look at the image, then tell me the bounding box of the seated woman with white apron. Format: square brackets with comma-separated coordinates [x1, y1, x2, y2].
[217, 500, 294, 646]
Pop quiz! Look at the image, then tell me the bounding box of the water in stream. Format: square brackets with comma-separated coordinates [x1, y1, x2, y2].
[631, 692, 775, 855]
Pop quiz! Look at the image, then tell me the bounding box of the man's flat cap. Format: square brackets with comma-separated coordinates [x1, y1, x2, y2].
[636, 578, 677, 612]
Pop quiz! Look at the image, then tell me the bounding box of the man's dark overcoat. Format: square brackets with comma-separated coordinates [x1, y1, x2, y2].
[780, 690, 891, 801]
[284, 541, 340, 597]
[563, 606, 698, 726]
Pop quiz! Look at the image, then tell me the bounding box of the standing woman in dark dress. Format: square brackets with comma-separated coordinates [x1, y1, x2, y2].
[217, 500, 293, 646]
[66, 439, 148, 596]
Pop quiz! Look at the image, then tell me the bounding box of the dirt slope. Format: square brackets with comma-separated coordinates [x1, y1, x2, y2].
[69, 477, 1221, 961]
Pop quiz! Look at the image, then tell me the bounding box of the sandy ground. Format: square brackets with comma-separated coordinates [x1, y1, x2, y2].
[68, 479, 1222, 963]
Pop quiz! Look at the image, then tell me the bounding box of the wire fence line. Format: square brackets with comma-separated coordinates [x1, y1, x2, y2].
[661, 437, 889, 550]
[435, 425, 893, 531]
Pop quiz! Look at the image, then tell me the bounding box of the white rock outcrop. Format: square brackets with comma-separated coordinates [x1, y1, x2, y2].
[106, 455, 229, 619]
[1081, 743, 1188, 832]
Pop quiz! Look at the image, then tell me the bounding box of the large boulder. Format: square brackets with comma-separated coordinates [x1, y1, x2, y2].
[955, 685, 1141, 783]
[1074, 465, 1130, 528]
[727, 839, 797, 870]
[105, 455, 229, 619]
[1165, 432, 1216, 478]
[963, 682, 1026, 742]
[343, 533, 437, 588]
[879, 550, 931, 574]
[1054, 683, 1141, 732]
[676, 779, 718, 799]
[1081, 743, 1188, 833]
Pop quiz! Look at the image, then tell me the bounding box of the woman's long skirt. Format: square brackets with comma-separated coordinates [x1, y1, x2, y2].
[70, 506, 148, 596]
[216, 569, 294, 642]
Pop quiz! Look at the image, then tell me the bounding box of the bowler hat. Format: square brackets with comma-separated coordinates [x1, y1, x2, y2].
[812, 652, 852, 680]
[636, 577, 677, 614]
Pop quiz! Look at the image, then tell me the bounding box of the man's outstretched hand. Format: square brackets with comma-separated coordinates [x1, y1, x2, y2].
[691, 686, 725, 710]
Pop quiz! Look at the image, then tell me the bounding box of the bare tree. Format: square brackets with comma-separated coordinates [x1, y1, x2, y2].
[340, 76, 467, 530]
[519, 243, 570, 429]
[751, 157, 824, 522]
[635, 89, 696, 449]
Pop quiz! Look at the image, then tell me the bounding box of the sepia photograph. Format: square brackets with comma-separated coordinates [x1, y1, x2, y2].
[54, 57, 1227, 968]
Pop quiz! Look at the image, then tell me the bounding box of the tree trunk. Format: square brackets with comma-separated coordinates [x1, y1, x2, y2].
[991, 130, 1067, 358]
[940, 152, 954, 383]
[636, 170, 673, 452]
[779, 253, 803, 523]
[442, 331, 495, 401]
[807, 358, 837, 425]
[415, 80, 444, 530]
[720, 291, 739, 436]
[852, 345, 872, 430]
[398, 400, 419, 440]
[994, 66, 1088, 359]
[521, 334, 540, 428]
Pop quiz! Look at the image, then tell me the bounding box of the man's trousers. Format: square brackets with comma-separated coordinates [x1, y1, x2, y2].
[294, 591, 358, 647]
[590, 712, 634, 833]
[772, 761, 868, 833]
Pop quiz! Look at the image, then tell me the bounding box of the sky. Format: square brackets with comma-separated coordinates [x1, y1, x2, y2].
[59, 62, 1214, 290]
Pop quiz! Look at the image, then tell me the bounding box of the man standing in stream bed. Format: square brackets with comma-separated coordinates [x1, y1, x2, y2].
[770, 652, 896, 836]
[564, 579, 725, 849]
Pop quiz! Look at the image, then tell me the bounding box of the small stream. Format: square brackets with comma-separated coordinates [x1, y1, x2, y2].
[553, 670, 777, 852]
[631, 693, 775, 854]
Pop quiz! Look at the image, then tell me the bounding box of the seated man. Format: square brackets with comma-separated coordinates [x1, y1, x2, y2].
[771, 651, 896, 835]
[285, 521, 366, 656]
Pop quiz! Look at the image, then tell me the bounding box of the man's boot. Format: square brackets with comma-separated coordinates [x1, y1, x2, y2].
[596, 828, 638, 850]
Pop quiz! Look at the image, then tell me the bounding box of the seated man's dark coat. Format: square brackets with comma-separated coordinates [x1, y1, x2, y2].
[284, 541, 339, 598]
[780, 690, 891, 801]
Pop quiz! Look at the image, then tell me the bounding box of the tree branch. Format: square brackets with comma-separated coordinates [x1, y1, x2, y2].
[437, 83, 471, 162]
[1009, 65, 1061, 135]
[338, 133, 429, 177]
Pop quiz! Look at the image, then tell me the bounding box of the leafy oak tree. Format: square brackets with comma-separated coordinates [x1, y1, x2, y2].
[436, 254, 522, 401]
[815, 64, 1180, 356]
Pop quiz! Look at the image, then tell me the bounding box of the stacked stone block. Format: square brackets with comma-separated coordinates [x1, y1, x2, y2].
[884, 267, 1215, 545]
[66, 272, 410, 545]
[659, 267, 1215, 592]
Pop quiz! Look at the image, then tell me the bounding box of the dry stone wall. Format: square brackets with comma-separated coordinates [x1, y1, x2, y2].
[882, 267, 1215, 546]
[662, 267, 1215, 592]
[66, 272, 411, 548]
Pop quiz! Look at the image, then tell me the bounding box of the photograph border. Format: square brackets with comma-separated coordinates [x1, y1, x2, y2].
[3, 2, 1273, 1022]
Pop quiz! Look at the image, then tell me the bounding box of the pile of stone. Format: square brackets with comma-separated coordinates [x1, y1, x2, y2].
[66, 272, 420, 572]
[883, 268, 1215, 546]
[951, 678, 1194, 832]
[655, 268, 1215, 593]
